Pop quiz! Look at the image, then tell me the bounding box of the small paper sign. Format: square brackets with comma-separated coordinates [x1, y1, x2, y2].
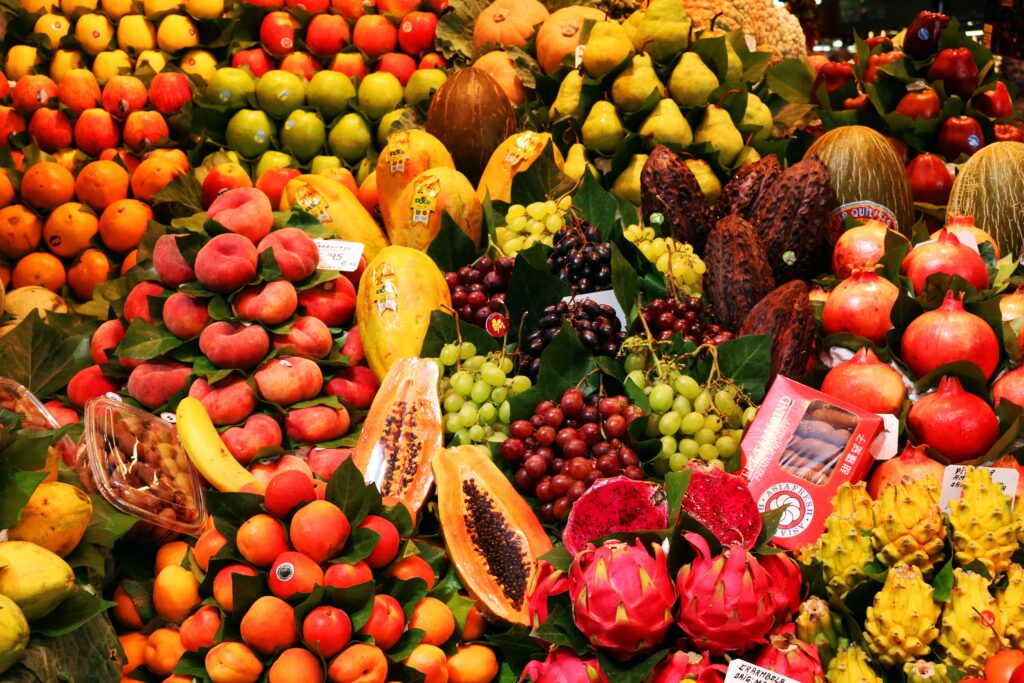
[940, 465, 1019, 512]
[871, 413, 900, 461]
[314, 239, 364, 272]
[574, 45, 585, 68]
[725, 659, 802, 683]
[561, 289, 627, 329]
[160, 412, 177, 425]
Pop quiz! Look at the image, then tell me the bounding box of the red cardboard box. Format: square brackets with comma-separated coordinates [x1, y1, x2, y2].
[741, 376, 883, 549]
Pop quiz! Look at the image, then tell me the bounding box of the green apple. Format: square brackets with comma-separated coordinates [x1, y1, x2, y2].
[307, 70, 355, 122]
[376, 108, 407, 149]
[255, 69, 306, 120]
[281, 110, 327, 163]
[328, 112, 372, 164]
[357, 71, 403, 122]
[255, 150, 298, 180]
[404, 69, 447, 109]
[311, 155, 342, 175]
[225, 109, 275, 159]
[206, 67, 255, 110]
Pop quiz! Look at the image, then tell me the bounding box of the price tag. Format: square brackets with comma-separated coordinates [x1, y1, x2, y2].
[725, 659, 802, 683]
[314, 239, 364, 272]
[940, 465, 1019, 512]
[574, 45, 585, 68]
[744, 34, 757, 52]
[871, 413, 900, 461]
[561, 289, 627, 329]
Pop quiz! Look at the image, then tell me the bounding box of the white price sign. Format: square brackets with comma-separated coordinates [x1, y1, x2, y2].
[314, 239, 364, 272]
[940, 465, 1019, 512]
[725, 659, 802, 683]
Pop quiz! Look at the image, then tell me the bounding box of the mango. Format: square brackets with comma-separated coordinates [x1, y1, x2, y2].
[356, 246, 451, 380]
[375, 129, 454, 237]
[0, 595, 29, 674]
[9, 482, 93, 557]
[477, 131, 563, 203]
[0, 541, 75, 620]
[280, 174, 389, 261]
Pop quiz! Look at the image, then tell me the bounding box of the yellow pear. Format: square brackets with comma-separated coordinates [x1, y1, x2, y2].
[693, 105, 744, 167]
[582, 21, 635, 79]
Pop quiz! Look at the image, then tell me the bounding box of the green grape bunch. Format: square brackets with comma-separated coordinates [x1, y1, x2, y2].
[623, 223, 706, 297]
[495, 196, 573, 256]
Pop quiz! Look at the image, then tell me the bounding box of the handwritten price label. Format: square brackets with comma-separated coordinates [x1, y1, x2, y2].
[314, 239, 364, 272]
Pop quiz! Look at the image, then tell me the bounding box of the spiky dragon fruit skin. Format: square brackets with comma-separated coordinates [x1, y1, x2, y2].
[871, 475, 946, 575]
[997, 563, 1024, 648]
[795, 597, 848, 671]
[816, 513, 874, 598]
[760, 553, 803, 623]
[519, 648, 609, 683]
[830, 482, 873, 529]
[651, 651, 727, 683]
[937, 568, 1003, 676]
[863, 564, 940, 667]
[682, 462, 762, 549]
[527, 560, 569, 632]
[562, 476, 668, 556]
[675, 532, 776, 655]
[825, 644, 881, 683]
[904, 660, 953, 683]
[569, 539, 676, 659]
[948, 467, 1019, 578]
[752, 624, 825, 683]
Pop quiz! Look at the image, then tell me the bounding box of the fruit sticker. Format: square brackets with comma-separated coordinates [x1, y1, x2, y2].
[484, 312, 508, 338]
[410, 174, 441, 224]
[370, 261, 399, 315]
[830, 200, 898, 236]
[292, 184, 331, 224]
[388, 130, 410, 173]
[505, 131, 541, 166]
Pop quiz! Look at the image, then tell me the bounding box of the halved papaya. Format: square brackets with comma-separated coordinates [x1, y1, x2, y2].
[433, 445, 553, 626]
[353, 357, 443, 514]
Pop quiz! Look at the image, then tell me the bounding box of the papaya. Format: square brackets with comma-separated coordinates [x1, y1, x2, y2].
[477, 132, 564, 203]
[0, 541, 75, 620]
[0, 595, 28, 674]
[353, 358, 443, 514]
[355, 245, 451, 379]
[280, 174, 389, 261]
[375, 130, 455, 238]
[8, 482, 93, 557]
[389, 167, 483, 251]
[433, 445, 552, 626]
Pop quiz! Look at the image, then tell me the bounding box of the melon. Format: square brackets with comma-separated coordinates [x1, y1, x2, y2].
[804, 126, 915, 240]
[425, 68, 517, 185]
[535, 6, 606, 75]
[948, 141, 1024, 258]
[473, 0, 548, 50]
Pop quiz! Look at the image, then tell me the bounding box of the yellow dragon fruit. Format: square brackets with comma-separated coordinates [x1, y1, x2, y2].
[796, 597, 848, 670]
[826, 645, 882, 683]
[831, 483, 874, 529]
[816, 513, 874, 597]
[948, 467, 1019, 577]
[997, 563, 1024, 649]
[1016, 498, 1024, 546]
[872, 475, 945, 575]
[937, 568, 1003, 676]
[863, 564, 940, 667]
[903, 660, 953, 683]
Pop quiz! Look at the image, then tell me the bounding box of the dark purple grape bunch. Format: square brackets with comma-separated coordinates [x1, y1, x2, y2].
[517, 299, 626, 380]
[641, 297, 735, 345]
[547, 219, 612, 295]
[445, 256, 514, 328]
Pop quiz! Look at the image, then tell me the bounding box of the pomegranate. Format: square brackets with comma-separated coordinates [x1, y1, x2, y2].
[989, 455, 1024, 498]
[831, 221, 909, 280]
[1001, 285, 1024, 321]
[900, 290, 1000, 380]
[821, 268, 899, 345]
[907, 376, 999, 463]
[939, 214, 1000, 258]
[993, 366, 1024, 408]
[901, 229, 989, 295]
[820, 348, 906, 414]
[866, 443, 945, 498]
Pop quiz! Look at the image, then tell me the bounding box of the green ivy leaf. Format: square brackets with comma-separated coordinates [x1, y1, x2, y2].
[116, 319, 188, 361]
[504, 244, 570, 329]
[664, 470, 690, 527]
[333, 527, 381, 564]
[572, 173, 617, 236]
[0, 310, 93, 399]
[598, 648, 670, 683]
[510, 141, 574, 206]
[508, 323, 597, 421]
[11, 611, 122, 682]
[31, 587, 116, 638]
[326, 456, 382, 528]
[610, 244, 638, 324]
[766, 58, 816, 105]
[715, 335, 772, 402]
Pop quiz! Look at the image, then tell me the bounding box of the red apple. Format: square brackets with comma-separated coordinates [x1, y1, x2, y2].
[906, 153, 953, 205]
[305, 14, 350, 56]
[895, 88, 941, 119]
[376, 52, 416, 86]
[353, 15, 397, 60]
[232, 48, 276, 77]
[397, 11, 437, 56]
[329, 53, 369, 83]
[260, 11, 299, 58]
[148, 72, 193, 116]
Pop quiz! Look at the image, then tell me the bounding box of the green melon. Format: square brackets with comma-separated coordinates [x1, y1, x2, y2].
[948, 141, 1024, 258]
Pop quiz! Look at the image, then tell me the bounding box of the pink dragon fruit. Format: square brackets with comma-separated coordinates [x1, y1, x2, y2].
[527, 560, 569, 632]
[563, 476, 668, 555]
[682, 462, 762, 549]
[760, 553, 803, 623]
[651, 651, 728, 683]
[519, 648, 609, 683]
[676, 532, 776, 654]
[752, 624, 825, 683]
[569, 539, 676, 659]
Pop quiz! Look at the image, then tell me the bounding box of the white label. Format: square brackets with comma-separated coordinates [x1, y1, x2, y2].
[726, 659, 802, 683]
[561, 289, 627, 329]
[160, 412, 177, 424]
[871, 413, 900, 461]
[103, 392, 123, 403]
[744, 34, 757, 52]
[313, 239, 364, 272]
[573, 45, 585, 68]
[940, 465, 1019, 512]
[278, 359, 293, 367]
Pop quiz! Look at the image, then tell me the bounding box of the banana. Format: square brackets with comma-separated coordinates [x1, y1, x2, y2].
[175, 397, 263, 493]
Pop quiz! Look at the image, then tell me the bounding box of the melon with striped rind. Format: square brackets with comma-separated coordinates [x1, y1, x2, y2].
[948, 141, 1024, 258]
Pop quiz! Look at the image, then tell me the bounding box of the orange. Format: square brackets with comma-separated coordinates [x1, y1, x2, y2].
[408, 597, 455, 647]
[154, 540, 189, 573]
[120, 248, 138, 275]
[446, 644, 499, 683]
[147, 148, 189, 173]
[12, 252, 66, 292]
[131, 156, 180, 202]
[111, 584, 144, 629]
[0, 205, 44, 260]
[403, 644, 447, 683]
[461, 604, 485, 641]
[68, 248, 111, 300]
[0, 168, 14, 208]
[99, 198, 152, 253]
[152, 564, 201, 623]
[75, 159, 130, 211]
[386, 555, 435, 589]
[328, 643, 387, 683]
[144, 627, 186, 677]
[21, 161, 75, 210]
[43, 201, 99, 258]
[118, 631, 148, 674]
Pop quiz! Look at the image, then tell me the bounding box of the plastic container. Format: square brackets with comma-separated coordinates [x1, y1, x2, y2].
[81, 397, 206, 544]
[0, 378, 76, 480]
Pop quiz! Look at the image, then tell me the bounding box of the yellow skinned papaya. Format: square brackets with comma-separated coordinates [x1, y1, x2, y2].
[0, 541, 75, 620]
[8, 482, 93, 557]
[477, 132, 564, 203]
[280, 174, 389, 261]
[390, 167, 482, 251]
[375, 129, 454, 237]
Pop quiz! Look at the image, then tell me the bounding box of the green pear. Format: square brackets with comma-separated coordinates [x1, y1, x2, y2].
[639, 98, 692, 147]
[563, 143, 596, 183]
[549, 70, 585, 121]
[622, 9, 644, 49]
[611, 153, 648, 205]
[684, 158, 722, 205]
[668, 52, 718, 108]
[741, 92, 773, 143]
[634, 0, 691, 63]
[582, 21, 635, 80]
[693, 104, 743, 166]
[735, 146, 761, 168]
[700, 28, 742, 81]
[611, 54, 665, 113]
[581, 101, 625, 156]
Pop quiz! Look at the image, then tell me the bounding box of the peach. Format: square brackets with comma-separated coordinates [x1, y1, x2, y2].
[180, 605, 220, 652]
[387, 555, 436, 589]
[273, 315, 333, 358]
[126, 361, 192, 408]
[275, 453, 314, 478]
[67, 364, 120, 408]
[213, 563, 259, 612]
[253, 356, 323, 405]
[264, 469, 315, 518]
[90, 318, 125, 364]
[123, 281, 167, 323]
[193, 527, 227, 571]
[279, 52, 322, 80]
[194, 233, 258, 293]
[404, 644, 447, 683]
[285, 405, 351, 443]
[237, 514, 290, 567]
[289, 500, 350, 562]
[328, 643, 388, 683]
[329, 53, 368, 83]
[207, 187, 273, 244]
[255, 167, 301, 209]
[206, 642, 263, 683]
[325, 365, 378, 410]
[269, 648, 324, 683]
[240, 596, 298, 655]
[123, 110, 169, 152]
[341, 325, 365, 365]
[299, 277, 356, 326]
[234, 280, 298, 325]
[268, 550, 324, 600]
[250, 460, 279, 488]
[359, 515, 400, 567]
[324, 560, 372, 589]
[73, 107, 119, 155]
[257, 228, 319, 282]
[198, 321, 270, 370]
[188, 376, 258, 425]
[42, 400, 79, 427]
[148, 72, 193, 116]
[201, 162, 253, 209]
[308, 447, 352, 480]
[153, 234, 196, 288]
[163, 292, 209, 339]
[101, 75, 147, 118]
[358, 594, 404, 650]
[302, 606, 351, 659]
[222, 413, 283, 464]
[28, 108, 73, 151]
